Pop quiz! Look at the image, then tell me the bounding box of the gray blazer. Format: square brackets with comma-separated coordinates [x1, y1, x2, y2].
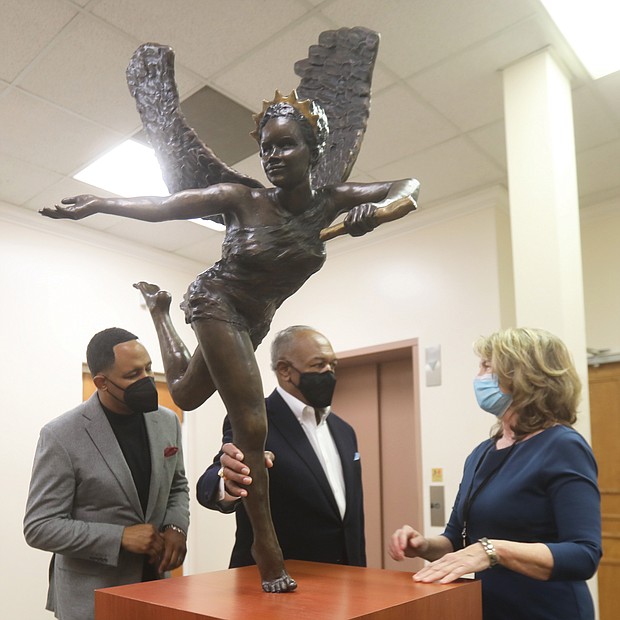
[24, 393, 189, 620]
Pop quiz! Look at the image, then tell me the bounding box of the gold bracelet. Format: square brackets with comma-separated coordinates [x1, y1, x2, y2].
[478, 537, 498, 567]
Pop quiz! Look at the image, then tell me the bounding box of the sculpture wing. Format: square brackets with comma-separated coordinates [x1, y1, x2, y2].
[126, 43, 264, 209]
[294, 27, 380, 188]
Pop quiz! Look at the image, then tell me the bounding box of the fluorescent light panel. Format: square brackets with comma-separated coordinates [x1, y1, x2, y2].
[73, 139, 225, 231]
[75, 140, 169, 196]
[540, 0, 620, 79]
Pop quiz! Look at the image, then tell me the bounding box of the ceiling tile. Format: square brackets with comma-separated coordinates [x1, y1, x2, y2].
[92, 0, 309, 79]
[577, 139, 620, 200]
[374, 136, 504, 204]
[572, 85, 620, 153]
[590, 71, 620, 126]
[407, 17, 557, 133]
[367, 62, 400, 95]
[211, 14, 334, 110]
[17, 15, 146, 133]
[320, 0, 535, 78]
[354, 83, 459, 171]
[18, 14, 201, 136]
[467, 121, 507, 171]
[167, 86, 257, 165]
[0, 153, 63, 206]
[0, 89, 123, 174]
[0, 0, 77, 82]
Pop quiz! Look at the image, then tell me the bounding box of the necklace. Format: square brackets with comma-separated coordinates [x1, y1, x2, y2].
[460, 441, 518, 548]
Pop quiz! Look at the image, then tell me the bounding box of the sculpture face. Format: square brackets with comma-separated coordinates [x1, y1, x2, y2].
[259, 117, 312, 188]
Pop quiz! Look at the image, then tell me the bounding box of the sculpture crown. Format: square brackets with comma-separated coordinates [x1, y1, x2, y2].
[251, 90, 324, 142]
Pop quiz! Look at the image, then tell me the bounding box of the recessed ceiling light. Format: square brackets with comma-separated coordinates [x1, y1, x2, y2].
[540, 0, 620, 79]
[73, 139, 225, 232]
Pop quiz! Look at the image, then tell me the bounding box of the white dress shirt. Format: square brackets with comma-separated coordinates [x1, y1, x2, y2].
[276, 386, 347, 519]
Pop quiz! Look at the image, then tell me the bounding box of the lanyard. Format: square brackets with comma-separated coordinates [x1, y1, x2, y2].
[460, 441, 518, 548]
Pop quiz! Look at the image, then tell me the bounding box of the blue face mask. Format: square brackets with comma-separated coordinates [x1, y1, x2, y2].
[473, 373, 512, 417]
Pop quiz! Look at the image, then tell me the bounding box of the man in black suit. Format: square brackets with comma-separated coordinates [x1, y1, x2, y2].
[196, 325, 365, 567]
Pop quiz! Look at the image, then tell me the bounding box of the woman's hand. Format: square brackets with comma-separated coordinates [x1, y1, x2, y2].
[389, 525, 430, 561]
[40, 195, 102, 220]
[413, 542, 491, 584]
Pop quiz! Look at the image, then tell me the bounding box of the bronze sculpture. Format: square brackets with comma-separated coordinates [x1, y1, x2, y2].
[41, 27, 419, 592]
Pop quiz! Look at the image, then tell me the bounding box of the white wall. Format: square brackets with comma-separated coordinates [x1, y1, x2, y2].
[4, 180, 608, 616]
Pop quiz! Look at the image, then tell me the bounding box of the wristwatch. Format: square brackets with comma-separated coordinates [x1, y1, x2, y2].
[478, 537, 498, 567]
[163, 523, 187, 538]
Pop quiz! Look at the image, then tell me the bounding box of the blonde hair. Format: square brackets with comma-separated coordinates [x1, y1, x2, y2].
[474, 327, 581, 439]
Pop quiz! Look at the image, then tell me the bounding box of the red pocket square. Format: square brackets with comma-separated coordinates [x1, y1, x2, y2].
[164, 446, 179, 457]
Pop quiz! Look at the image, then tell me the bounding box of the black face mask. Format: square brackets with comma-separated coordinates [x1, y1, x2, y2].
[106, 376, 158, 414]
[292, 368, 337, 408]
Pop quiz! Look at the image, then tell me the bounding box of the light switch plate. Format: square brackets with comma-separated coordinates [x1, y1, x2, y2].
[425, 345, 441, 386]
[430, 486, 445, 526]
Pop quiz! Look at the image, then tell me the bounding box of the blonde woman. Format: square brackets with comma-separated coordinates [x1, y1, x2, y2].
[390, 328, 601, 620]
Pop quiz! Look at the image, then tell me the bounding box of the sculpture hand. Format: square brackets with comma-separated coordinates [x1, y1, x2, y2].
[39, 194, 101, 220]
[320, 195, 418, 241]
[343, 203, 378, 237]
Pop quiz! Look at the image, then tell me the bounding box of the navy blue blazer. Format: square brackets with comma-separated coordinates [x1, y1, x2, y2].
[196, 389, 366, 567]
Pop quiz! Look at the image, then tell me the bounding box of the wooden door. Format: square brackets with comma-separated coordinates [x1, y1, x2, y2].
[82, 369, 185, 577]
[588, 362, 620, 620]
[331, 340, 423, 572]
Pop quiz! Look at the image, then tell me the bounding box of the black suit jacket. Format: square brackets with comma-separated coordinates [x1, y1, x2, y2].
[196, 389, 366, 567]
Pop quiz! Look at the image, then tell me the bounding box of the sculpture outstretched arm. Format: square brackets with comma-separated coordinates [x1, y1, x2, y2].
[320, 178, 420, 241]
[40, 185, 245, 223]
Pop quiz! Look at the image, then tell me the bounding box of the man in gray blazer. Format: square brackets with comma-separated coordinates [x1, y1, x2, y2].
[24, 327, 189, 620]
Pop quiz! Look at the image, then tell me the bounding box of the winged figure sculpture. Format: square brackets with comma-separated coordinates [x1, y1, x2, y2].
[41, 27, 419, 593]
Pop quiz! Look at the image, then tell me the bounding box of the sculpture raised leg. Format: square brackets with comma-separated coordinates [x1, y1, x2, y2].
[135, 281, 296, 592]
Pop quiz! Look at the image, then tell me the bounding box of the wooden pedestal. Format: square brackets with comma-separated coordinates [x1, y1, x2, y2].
[95, 560, 482, 620]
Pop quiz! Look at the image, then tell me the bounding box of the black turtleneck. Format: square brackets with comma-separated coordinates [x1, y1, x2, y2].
[100, 396, 151, 515]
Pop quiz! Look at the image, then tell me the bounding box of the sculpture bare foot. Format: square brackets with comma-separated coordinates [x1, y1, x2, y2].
[252, 543, 297, 593]
[262, 572, 297, 593]
[133, 281, 172, 314]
